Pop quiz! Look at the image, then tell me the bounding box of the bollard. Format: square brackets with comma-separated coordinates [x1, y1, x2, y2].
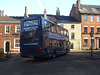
[0, 49, 4, 59]
[16, 52, 19, 56]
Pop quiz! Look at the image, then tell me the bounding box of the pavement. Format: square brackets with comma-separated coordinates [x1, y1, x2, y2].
[0, 53, 19, 62]
[0, 50, 100, 62]
[71, 50, 100, 60]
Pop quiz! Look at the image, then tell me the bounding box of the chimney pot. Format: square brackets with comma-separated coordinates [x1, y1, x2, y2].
[56, 7, 60, 16]
[44, 9, 47, 18]
[24, 6, 28, 18]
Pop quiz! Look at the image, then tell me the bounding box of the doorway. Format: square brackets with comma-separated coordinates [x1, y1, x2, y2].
[5, 41, 10, 52]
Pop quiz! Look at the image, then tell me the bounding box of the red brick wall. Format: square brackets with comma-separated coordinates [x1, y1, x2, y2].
[70, 4, 100, 50]
[81, 14, 100, 49]
[0, 23, 20, 53]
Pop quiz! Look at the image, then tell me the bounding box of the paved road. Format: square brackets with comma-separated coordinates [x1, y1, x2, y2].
[0, 52, 100, 75]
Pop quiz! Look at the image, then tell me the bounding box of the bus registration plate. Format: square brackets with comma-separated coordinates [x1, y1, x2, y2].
[29, 55, 34, 58]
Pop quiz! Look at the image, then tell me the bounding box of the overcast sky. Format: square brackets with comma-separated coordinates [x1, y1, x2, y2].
[0, 0, 100, 16]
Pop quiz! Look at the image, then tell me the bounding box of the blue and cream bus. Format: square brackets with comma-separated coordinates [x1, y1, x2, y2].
[20, 16, 70, 58]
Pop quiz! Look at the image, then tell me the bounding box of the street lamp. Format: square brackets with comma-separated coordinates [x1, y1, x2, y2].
[90, 31, 94, 57]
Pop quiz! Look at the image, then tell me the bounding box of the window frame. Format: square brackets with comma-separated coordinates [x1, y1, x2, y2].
[15, 25, 20, 33]
[97, 27, 100, 34]
[97, 16, 100, 22]
[84, 15, 87, 22]
[14, 39, 20, 48]
[91, 27, 94, 33]
[91, 39, 95, 46]
[71, 25, 74, 29]
[84, 27, 88, 34]
[84, 39, 88, 46]
[5, 25, 10, 34]
[71, 32, 75, 39]
[90, 15, 94, 22]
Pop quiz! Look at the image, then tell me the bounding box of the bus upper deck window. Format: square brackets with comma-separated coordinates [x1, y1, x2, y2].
[64, 31, 67, 36]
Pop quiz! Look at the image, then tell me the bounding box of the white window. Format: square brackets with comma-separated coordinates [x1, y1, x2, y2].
[71, 25, 74, 29]
[84, 15, 87, 22]
[97, 27, 100, 34]
[91, 8, 96, 11]
[82, 8, 87, 10]
[71, 32, 75, 39]
[84, 27, 88, 34]
[84, 39, 88, 46]
[91, 16, 94, 22]
[14, 39, 20, 48]
[97, 16, 100, 22]
[91, 39, 95, 46]
[91, 27, 94, 33]
[15, 25, 20, 33]
[5, 25, 10, 33]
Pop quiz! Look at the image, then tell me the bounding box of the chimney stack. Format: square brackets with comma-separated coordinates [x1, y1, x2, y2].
[0, 10, 4, 16]
[24, 6, 28, 18]
[77, 0, 81, 9]
[2, 10, 4, 16]
[56, 7, 60, 16]
[0, 10, 1, 16]
[44, 9, 47, 19]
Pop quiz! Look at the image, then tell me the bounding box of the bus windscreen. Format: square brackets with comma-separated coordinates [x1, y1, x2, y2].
[24, 19, 38, 27]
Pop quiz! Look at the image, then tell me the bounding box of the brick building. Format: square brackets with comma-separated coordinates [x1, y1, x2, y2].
[0, 6, 28, 53]
[0, 16, 20, 53]
[70, 0, 100, 50]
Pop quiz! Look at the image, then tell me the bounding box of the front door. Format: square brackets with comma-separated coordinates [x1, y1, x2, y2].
[5, 42, 10, 52]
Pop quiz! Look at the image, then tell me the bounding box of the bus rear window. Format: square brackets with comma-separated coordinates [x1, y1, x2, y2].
[23, 37, 39, 43]
[24, 20, 38, 27]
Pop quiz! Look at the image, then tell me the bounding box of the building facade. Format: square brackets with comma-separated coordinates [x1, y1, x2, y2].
[0, 6, 27, 53]
[58, 22, 81, 51]
[70, 0, 100, 50]
[0, 16, 20, 53]
[29, 8, 81, 51]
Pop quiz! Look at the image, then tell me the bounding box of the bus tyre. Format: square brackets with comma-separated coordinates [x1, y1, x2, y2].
[52, 51, 56, 59]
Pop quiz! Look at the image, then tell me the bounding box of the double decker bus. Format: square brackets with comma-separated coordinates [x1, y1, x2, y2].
[20, 16, 70, 58]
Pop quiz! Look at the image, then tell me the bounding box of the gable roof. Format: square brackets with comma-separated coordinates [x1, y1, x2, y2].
[74, 4, 100, 14]
[0, 16, 20, 21]
[29, 14, 80, 23]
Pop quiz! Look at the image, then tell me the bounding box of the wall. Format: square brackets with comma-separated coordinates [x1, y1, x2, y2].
[58, 23, 81, 51]
[0, 22, 20, 53]
[81, 14, 100, 49]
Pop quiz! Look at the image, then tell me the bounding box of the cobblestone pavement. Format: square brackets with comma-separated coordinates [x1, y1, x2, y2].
[0, 52, 100, 75]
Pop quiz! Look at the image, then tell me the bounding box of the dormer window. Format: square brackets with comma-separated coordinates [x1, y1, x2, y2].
[82, 8, 87, 10]
[97, 8, 100, 10]
[91, 8, 96, 11]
